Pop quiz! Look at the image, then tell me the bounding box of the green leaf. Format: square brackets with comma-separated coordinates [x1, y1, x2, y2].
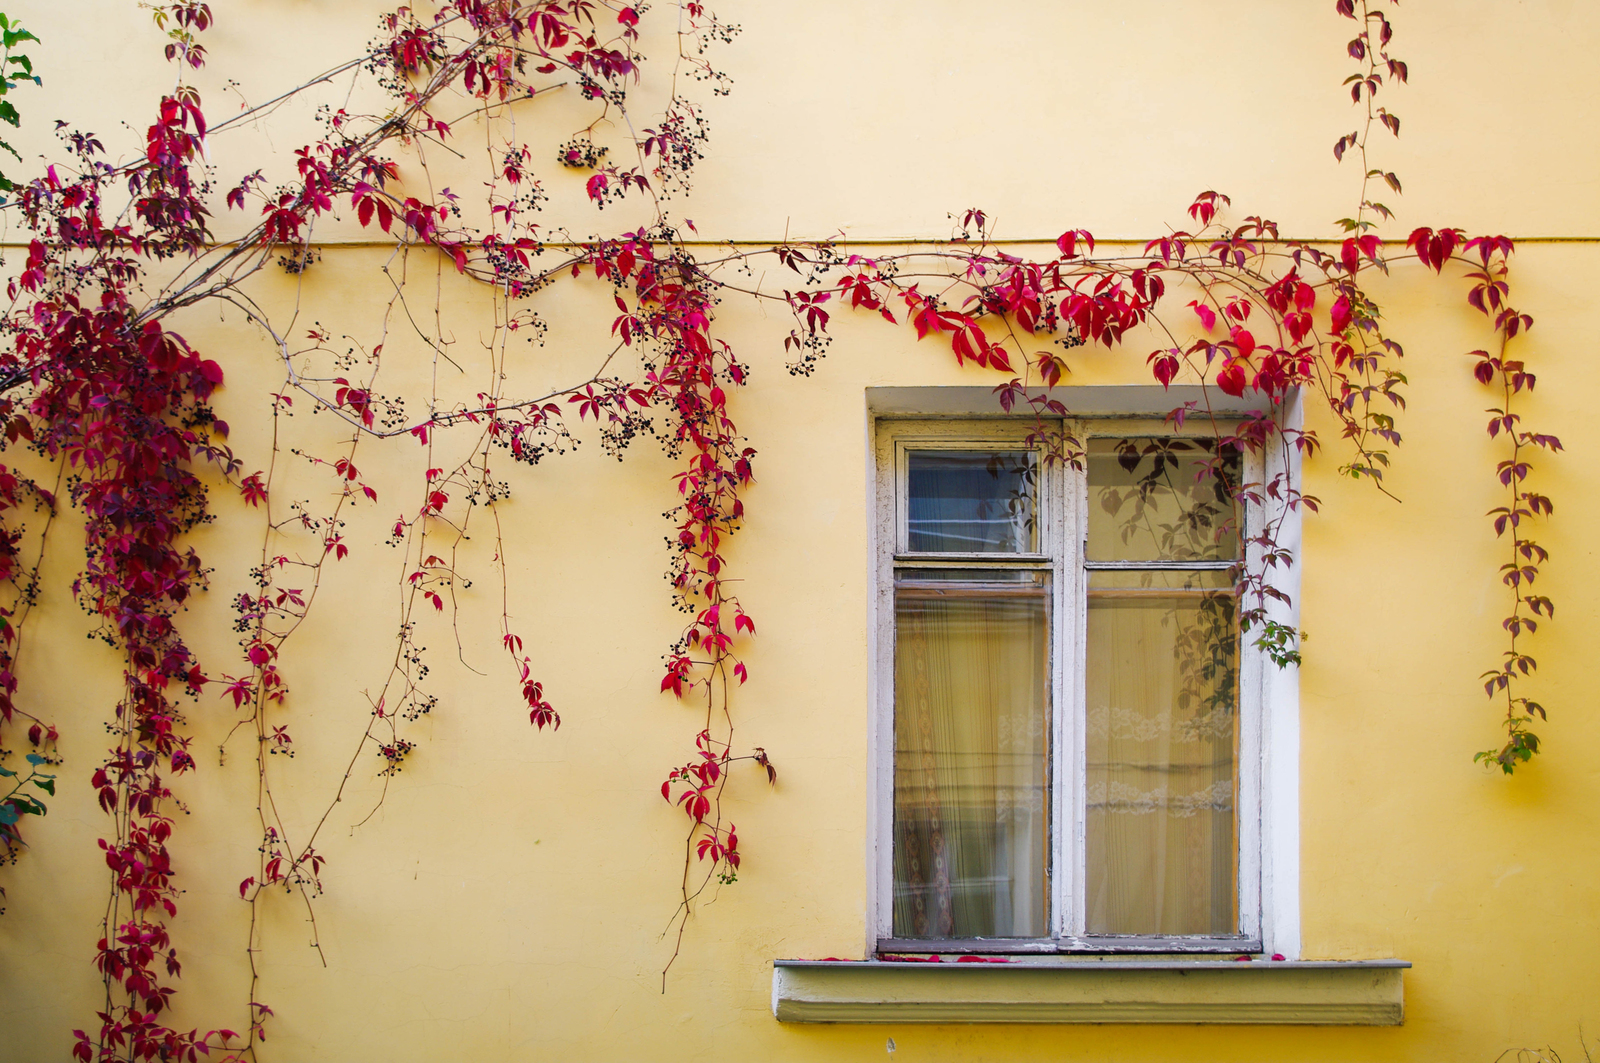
[0, 803, 19, 825]
[31, 776, 54, 796]
[24, 752, 45, 766]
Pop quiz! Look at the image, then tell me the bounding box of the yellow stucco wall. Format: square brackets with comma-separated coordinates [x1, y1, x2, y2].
[3, 2, 1599, 1060]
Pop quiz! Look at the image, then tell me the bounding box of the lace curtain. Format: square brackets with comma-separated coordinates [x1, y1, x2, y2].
[1085, 576, 1238, 936]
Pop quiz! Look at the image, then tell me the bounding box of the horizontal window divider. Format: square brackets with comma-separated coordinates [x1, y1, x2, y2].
[878, 939, 1059, 954]
[895, 552, 1053, 563]
[877, 937, 1263, 955]
[1063, 936, 1262, 952]
[783, 958, 1411, 969]
[1084, 559, 1237, 570]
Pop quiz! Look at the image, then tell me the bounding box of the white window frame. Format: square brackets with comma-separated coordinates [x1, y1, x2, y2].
[867, 399, 1301, 957]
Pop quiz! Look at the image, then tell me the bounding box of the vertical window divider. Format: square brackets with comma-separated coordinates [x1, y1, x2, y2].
[1057, 418, 1086, 942]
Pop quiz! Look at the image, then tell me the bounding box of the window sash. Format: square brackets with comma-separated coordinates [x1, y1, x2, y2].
[891, 573, 1052, 940]
[1082, 568, 1240, 939]
[873, 418, 1265, 953]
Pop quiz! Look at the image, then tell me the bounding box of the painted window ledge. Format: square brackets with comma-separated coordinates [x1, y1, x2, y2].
[772, 958, 1409, 1025]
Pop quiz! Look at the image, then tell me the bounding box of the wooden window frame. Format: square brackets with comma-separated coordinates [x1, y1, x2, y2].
[869, 411, 1301, 957]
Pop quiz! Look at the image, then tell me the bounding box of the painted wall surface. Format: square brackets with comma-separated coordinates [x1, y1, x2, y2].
[2, 2, 1598, 1061]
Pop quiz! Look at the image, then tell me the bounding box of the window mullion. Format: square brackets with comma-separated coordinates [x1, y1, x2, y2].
[1058, 428, 1087, 943]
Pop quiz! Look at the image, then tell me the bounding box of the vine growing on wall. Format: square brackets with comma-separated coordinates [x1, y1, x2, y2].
[1331, 0, 1557, 771]
[0, 0, 1558, 1055]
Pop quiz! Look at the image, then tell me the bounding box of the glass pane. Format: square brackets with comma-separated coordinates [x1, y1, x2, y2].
[1087, 438, 1240, 562]
[893, 576, 1049, 938]
[1084, 569, 1238, 936]
[906, 450, 1035, 553]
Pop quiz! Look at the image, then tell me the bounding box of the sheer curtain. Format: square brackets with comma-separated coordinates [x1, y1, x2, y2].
[892, 582, 1048, 939]
[1084, 573, 1237, 936]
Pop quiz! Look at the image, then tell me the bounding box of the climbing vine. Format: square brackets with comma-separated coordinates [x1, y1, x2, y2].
[1330, 0, 1556, 771]
[0, 0, 1559, 1056]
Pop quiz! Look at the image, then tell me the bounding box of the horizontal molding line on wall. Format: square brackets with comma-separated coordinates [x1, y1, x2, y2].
[3, 236, 1600, 250]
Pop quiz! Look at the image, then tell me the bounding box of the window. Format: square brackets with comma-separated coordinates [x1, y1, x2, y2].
[871, 416, 1283, 954]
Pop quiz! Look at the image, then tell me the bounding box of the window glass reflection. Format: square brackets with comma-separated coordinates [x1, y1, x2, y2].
[1086, 438, 1239, 563]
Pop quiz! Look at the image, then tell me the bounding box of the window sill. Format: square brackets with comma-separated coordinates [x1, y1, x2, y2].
[771, 958, 1408, 1025]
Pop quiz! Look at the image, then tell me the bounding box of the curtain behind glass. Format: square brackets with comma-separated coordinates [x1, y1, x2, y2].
[893, 579, 1049, 938]
[906, 450, 1035, 553]
[1084, 570, 1237, 936]
[1086, 438, 1240, 562]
